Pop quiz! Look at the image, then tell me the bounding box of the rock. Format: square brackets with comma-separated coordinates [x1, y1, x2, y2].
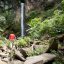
[46, 37, 58, 52]
[57, 34, 64, 44]
[14, 49, 26, 61]
[34, 45, 49, 52]
[22, 44, 49, 55]
[13, 60, 24, 64]
[19, 48, 28, 58]
[22, 47, 32, 53]
[33, 39, 41, 45]
[0, 50, 2, 53]
[24, 53, 56, 64]
[2, 45, 7, 52]
[1, 58, 9, 62]
[41, 34, 50, 40]
[0, 60, 7, 64]
[0, 53, 8, 58]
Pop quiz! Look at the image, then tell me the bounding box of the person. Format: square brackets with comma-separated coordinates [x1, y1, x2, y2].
[9, 33, 16, 48]
[9, 34, 16, 41]
[9, 33, 16, 61]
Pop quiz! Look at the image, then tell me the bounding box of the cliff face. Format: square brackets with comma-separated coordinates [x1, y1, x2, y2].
[0, 0, 61, 22]
[25, 0, 61, 13]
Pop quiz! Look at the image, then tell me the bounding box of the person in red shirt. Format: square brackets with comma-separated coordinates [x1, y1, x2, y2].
[9, 34, 16, 41]
[9, 33, 16, 48]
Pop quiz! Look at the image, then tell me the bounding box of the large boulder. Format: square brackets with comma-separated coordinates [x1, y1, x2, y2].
[24, 53, 56, 64]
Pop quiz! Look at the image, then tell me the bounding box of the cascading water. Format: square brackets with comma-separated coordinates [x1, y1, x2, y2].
[21, 3, 24, 37]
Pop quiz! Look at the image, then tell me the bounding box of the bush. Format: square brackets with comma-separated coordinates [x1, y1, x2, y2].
[17, 38, 27, 47]
[15, 37, 31, 47]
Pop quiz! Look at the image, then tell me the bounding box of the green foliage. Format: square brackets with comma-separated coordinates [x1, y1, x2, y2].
[0, 15, 6, 33]
[53, 61, 64, 64]
[26, 11, 41, 24]
[5, 39, 12, 48]
[24, 37, 31, 43]
[28, 18, 42, 39]
[28, 9, 64, 39]
[0, 0, 21, 36]
[27, 48, 43, 57]
[17, 38, 27, 47]
[15, 37, 31, 47]
[62, 0, 64, 11]
[0, 40, 3, 47]
[28, 18, 41, 27]
[0, 37, 6, 47]
[41, 11, 64, 36]
[0, 10, 21, 36]
[51, 50, 64, 64]
[0, 10, 16, 35]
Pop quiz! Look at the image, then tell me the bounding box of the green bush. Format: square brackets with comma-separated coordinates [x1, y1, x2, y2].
[17, 38, 27, 47]
[15, 37, 31, 47]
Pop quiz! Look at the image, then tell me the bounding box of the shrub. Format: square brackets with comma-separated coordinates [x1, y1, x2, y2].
[17, 38, 27, 47]
[15, 37, 31, 47]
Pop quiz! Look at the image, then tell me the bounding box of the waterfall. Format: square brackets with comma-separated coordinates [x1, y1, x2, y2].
[21, 3, 24, 37]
